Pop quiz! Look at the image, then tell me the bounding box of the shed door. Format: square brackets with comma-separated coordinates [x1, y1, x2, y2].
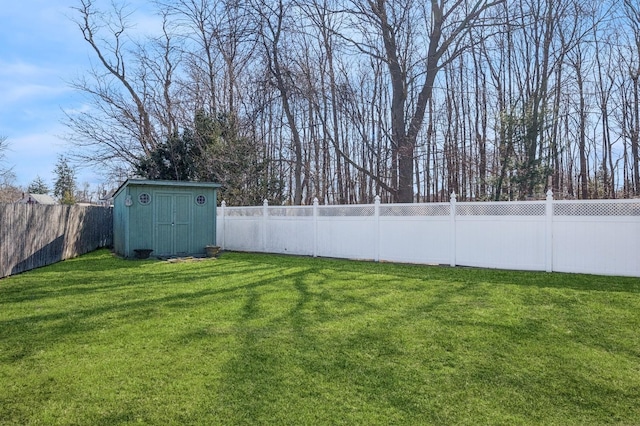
[155, 192, 192, 256]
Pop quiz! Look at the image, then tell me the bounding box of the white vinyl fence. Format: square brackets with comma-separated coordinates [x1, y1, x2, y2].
[216, 192, 640, 277]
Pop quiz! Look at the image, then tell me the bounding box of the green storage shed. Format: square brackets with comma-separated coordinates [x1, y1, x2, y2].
[113, 179, 221, 258]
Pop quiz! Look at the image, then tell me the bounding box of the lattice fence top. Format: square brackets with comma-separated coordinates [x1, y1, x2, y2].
[318, 205, 375, 217]
[456, 203, 545, 216]
[221, 199, 640, 218]
[268, 207, 314, 217]
[224, 207, 263, 217]
[554, 201, 640, 216]
[379, 204, 450, 217]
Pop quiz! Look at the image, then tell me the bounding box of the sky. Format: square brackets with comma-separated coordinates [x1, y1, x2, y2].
[0, 0, 156, 190]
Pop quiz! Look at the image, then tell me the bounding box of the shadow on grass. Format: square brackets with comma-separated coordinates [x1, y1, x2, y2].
[0, 254, 280, 363]
[212, 267, 469, 422]
[205, 253, 640, 423]
[225, 251, 640, 294]
[1, 249, 639, 424]
[0, 250, 275, 305]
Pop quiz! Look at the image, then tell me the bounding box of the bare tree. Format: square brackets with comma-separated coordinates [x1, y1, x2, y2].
[65, 0, 163, 175]
[136, 12, 181, 137]
[343, 0, 504, 202]
[593, 20, 617, 198]
[75, 0, 155, 148]
[252, 0, 305, 204]
[63, 0, 640, 202]
[0, 136, 11, 182]
[0, 136, 19, 203]
[623, 0, 640, 195]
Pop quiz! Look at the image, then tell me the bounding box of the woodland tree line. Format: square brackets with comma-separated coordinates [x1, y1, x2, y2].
[65, 0, 640, 205]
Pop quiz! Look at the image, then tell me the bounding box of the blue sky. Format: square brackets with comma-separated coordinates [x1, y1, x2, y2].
[0, 1, 155, 190]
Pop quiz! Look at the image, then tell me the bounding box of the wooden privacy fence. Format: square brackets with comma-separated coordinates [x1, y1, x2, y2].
[217, 192, 640, 277]
[0, 203, 113, 278]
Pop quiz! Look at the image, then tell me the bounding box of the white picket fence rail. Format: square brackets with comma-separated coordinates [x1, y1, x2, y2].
[216, 191, 640, 277]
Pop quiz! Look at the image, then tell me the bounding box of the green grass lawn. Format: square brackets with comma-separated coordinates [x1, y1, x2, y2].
[1, 249, 639, 425]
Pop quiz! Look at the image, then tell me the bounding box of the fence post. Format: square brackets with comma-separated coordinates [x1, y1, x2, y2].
[450, 192, 457, 267]
[545, 190, 553, 272]
[262, 199, 269, 252]
[220, 200, 226, 250]
[313, 197, 319, 257]
[374, 195, 381, 262]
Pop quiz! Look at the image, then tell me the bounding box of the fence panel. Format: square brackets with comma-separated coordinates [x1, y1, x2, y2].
[378, 203, 451, 264]
[455, 216, 546, 271]
[219, 206, 263, 252]
[0, 204, 113, 278]
[266, 206, 314, 256]
[316, 205, 376, 260]
[552, 200, 640, 276]
[265, 219, 314, 255]
[224, 218, 263, 252]
[455, 201, 547, 271]
[217, 195, 640, 277]
[316, 217, 376, 260]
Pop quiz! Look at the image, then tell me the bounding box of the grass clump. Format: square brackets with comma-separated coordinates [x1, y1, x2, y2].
[1, 249, 639, 425]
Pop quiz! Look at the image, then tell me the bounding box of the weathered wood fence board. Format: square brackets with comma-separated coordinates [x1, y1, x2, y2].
[0, 204, 113, 278]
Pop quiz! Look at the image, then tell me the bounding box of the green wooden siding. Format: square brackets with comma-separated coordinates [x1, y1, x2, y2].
[112, 188, 127, 256]
[129, 185, 154, 254]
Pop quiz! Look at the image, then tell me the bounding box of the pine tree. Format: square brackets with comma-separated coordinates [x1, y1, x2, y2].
[53, 156, 77, 204]
[27, 176, 50, 194]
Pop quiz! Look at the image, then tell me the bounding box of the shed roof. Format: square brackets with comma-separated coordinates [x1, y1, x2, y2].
[16, 193, 58, 205]
[113, 179, 221, 198]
